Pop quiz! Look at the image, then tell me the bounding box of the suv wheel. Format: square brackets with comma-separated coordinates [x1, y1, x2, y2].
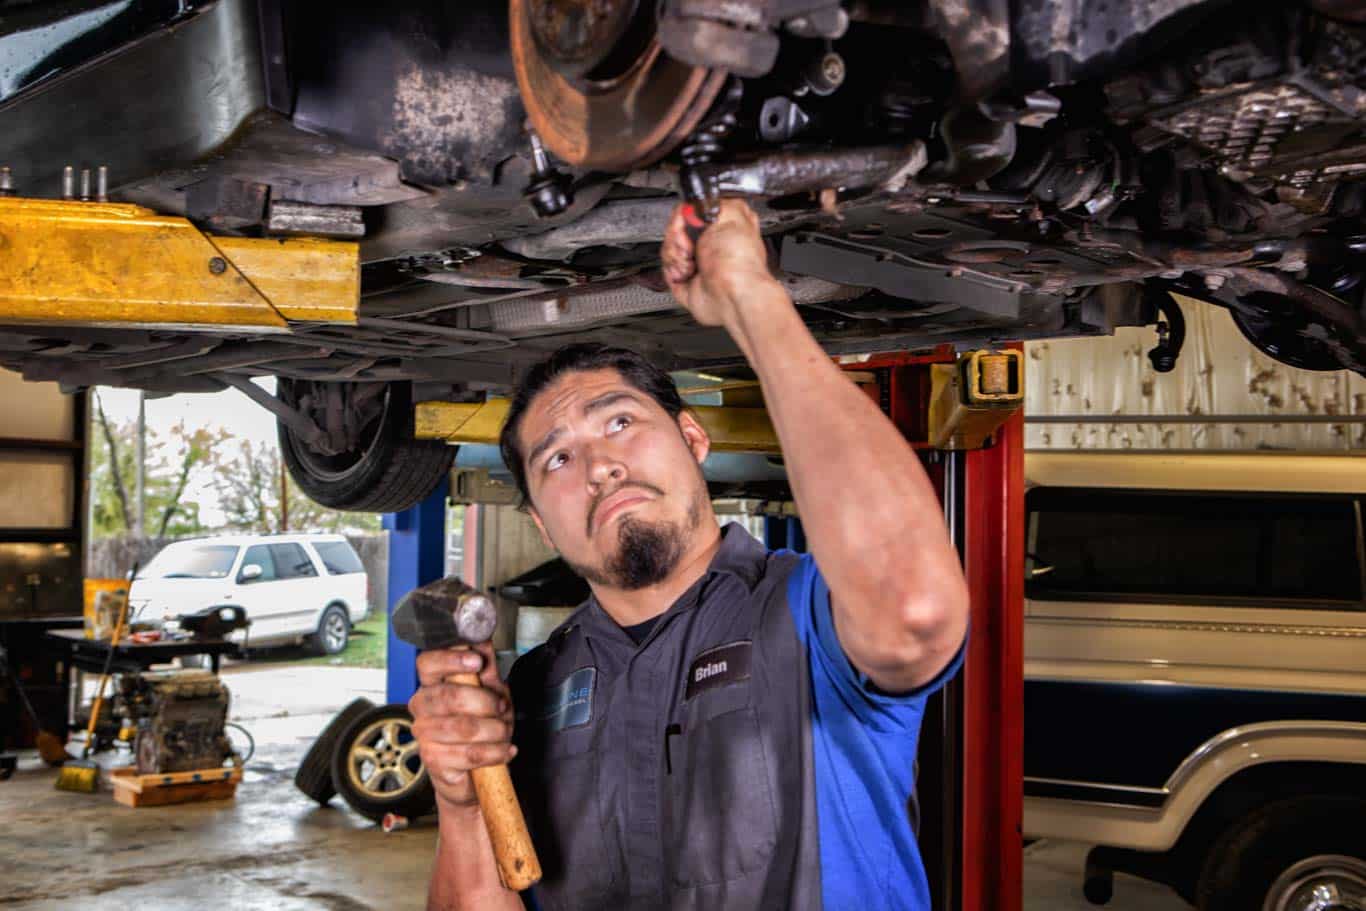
[1196, 796, 1366, 911]
[310, 605, 350, 656]
[278, 379, 454, 513]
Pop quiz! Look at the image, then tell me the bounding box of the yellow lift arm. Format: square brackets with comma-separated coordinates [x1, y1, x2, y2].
[416, 399, 783, 454]
[416, 350, 1024, 455]
[0, 197, 358, 330]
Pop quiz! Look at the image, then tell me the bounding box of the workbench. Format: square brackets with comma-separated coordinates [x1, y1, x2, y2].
[45, 629, 242, 675]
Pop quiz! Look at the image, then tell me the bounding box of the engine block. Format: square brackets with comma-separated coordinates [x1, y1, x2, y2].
[118, 670, 234, 774]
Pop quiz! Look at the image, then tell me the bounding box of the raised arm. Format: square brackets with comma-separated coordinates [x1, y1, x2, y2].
[661, 201, 969, 691]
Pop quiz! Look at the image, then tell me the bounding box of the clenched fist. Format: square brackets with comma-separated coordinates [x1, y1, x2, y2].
[408, 641, 516, 813]
[660, 199, 782, 331]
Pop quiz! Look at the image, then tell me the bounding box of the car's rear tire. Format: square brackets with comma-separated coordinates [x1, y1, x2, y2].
[330, 703, 435, 823]
[1195, 795, 1366, 910]
[278, 380, 454, 513]
[309, 605, 350, 656]
[294, 697, 374, 805]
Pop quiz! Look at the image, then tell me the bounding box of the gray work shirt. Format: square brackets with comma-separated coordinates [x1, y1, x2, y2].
[508, 523, 823, 911]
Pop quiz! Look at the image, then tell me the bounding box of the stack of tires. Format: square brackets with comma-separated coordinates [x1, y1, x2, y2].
[294, 698, 436, 823]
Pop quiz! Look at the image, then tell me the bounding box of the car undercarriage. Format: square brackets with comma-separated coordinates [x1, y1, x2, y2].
[3, 0, 1366, 509]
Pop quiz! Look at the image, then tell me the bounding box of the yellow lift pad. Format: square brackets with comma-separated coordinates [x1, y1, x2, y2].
[0, 197, 358, 330]
[416, 400, 783, 455]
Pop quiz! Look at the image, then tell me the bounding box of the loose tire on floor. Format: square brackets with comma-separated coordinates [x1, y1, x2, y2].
[1195, 795, 1366, 910]
[331, 703, 435, 823]
[309, 604, 350, 657]
[278, 380, 454, 513]
[293, 697, 375, 806]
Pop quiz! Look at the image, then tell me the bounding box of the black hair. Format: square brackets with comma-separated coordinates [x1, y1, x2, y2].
[499, 343, 686, 506]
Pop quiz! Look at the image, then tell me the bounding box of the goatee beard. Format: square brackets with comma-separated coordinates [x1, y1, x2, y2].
[571, 498, 701, 591]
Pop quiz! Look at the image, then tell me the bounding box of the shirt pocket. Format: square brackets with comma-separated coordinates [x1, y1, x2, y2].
[666, 681, 779, 888]
[515, 728, 620, 910]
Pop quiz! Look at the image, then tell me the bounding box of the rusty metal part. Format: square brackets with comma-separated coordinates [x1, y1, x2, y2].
[657, 7, 780, 78]
[679, 80, 744, 220]
[528, 0, 648, 80]
[979, 354, 1010, 394]
[1225, 267, 1366, 348]
[694, 142, 929, 201]
[924, 105, 1016, 185]
[0, 196, 358, 330]
[928, 0, 1010, 103]
[219, 374, 328, 448]
[523, 130, 574, 218]
[266, 200, 365, 238]
[511, 0, 727, 170]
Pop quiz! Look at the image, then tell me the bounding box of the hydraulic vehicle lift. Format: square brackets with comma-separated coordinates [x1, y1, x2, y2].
[0, 190, 1022, 909]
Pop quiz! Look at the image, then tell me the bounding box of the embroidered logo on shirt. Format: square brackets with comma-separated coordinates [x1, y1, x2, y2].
[684, 640, 752, 699]
[535, 666, 596, 733]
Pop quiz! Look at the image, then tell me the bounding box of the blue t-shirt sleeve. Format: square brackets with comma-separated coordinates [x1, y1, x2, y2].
[786, 552, 966, 732]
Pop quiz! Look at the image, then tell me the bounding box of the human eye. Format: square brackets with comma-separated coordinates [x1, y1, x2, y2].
[546, 451, 569, 472]
[607, 414, 633, 434]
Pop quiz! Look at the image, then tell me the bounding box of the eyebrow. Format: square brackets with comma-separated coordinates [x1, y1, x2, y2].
[526, 427, 564, 469]
[525, 391, 643, 469]
[582, 390, 641, 416]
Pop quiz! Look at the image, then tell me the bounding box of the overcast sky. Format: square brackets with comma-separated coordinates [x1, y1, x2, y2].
[96, 379, 281, 527]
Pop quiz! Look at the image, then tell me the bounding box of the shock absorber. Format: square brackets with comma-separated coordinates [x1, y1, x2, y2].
[677, 81, 744, 231]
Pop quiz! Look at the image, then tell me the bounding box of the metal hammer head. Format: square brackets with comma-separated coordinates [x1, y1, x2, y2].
[392, 576, 498, 649]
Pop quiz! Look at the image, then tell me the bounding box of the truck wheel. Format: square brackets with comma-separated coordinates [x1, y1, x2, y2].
[294, 697, 374, 805]
[1196, 795, 1366, 910]
[278, 379, 453, 513]
[330, 704, 435, 823]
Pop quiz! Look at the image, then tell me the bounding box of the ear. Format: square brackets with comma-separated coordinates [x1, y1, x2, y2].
[677, 409, 711, 466]
[527, 506, 556, 551]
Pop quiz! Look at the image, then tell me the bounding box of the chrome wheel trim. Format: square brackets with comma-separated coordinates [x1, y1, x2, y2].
[1264, 855, 1366, 911]
[346, 717, 426, 800]
[323, 610, 348, 653]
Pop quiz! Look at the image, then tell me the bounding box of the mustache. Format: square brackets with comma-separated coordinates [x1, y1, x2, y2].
[587, 481, 665, 536]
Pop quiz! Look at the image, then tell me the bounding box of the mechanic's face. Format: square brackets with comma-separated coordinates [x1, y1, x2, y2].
[519, 369, 712, 590]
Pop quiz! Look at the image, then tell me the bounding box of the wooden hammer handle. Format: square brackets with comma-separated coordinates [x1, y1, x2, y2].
[449, 671, 542, 891]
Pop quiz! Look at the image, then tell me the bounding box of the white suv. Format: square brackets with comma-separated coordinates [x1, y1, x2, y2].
[129, 534, 369, 655]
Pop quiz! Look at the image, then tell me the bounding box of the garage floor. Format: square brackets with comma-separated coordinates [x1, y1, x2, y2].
[1, 663, 1191, 910]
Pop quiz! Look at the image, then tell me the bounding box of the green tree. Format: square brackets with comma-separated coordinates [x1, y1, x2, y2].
[212, 437, 381, 534]
[90, 393, 228, 539]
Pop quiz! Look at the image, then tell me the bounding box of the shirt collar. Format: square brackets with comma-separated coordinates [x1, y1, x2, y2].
[578, 522, 770, 637]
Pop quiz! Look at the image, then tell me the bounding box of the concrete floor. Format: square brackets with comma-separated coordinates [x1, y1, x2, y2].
[1, 662, 1191, 910]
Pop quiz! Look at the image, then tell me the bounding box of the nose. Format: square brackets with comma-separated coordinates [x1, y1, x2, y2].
[586, 444, 626, 489]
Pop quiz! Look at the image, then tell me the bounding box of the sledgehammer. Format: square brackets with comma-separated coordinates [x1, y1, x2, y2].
[392, 577, 542, 891]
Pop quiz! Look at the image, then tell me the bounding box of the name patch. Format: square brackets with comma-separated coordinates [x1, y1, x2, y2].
[684, 640, 752, 700]
[535, 666, 596, 734]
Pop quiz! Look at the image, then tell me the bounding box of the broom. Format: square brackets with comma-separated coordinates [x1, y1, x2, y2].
[55, 586, 130, 793]
[0, 643, 66, 766]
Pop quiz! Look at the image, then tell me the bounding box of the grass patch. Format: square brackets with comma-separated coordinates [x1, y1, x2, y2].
[245, 610, 387, 669]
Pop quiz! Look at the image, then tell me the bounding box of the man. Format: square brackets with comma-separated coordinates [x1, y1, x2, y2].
[409, 200, 970, 911]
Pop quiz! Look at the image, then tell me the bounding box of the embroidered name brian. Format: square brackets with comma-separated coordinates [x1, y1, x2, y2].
[685, 640, 752, 699]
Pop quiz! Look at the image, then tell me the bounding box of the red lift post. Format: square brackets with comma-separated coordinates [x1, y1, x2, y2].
[846, 347, 1025, 911]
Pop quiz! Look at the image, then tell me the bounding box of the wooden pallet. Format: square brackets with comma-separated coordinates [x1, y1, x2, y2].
[109, 765, 242, 808]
